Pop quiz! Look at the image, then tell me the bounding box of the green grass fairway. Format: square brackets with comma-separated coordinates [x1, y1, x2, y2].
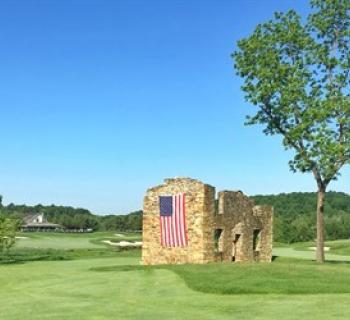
[15, 232, 142, 250]
[1, 234, 350, 319]
[95, 257, 350, 295]
[16, 233, 101, 249]
[0, 232, 141, 264]
[291, 239, 350, 256]
[274, 240, 350, 261]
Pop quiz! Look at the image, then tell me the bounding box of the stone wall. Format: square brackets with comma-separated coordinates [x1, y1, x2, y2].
[215, 191, 254, 262]
[142, 177, 273, 265]
[213, 191, 273, 262]
[142, 177, 215, 265]
[252, 205, 274, 262]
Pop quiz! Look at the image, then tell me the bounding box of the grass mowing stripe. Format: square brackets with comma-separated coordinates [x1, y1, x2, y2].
[92, 257, 350, 295]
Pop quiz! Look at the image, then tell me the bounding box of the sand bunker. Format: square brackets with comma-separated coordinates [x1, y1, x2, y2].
[114, 233, 125, 237]
[2, 236, 28, 239]
[103, 240, 142, 247]
[308, 246, 330, 251]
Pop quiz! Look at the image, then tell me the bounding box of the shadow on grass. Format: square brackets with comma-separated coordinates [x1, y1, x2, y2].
[324, 260, 350, 265]
[0, 253, 69, 266]
[0, 259, 25, 265]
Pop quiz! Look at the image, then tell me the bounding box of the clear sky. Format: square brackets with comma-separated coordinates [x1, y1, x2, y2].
[1, 0, 349, 214]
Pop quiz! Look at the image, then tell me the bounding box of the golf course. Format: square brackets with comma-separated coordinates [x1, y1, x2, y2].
[1, 232, 350, 320]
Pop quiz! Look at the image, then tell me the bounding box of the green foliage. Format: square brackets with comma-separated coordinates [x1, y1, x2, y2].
[0, 215, 18, 253]
[233, 0, 350, 187]
[253, 191, 350, 243]
[233, 0, 350, 261]
[99, 210, 142, 231]
[0, 201, 142, 232]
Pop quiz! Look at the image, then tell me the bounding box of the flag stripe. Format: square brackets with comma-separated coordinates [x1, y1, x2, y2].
[176, 195, 181, 247]
[171, 198, 176, 246]
[162, 217, 165, 246]
[175, 195, 180, 247]
[174, 196, 179, 247]
[183, 194, 188, 244]
[178, 195, 184, 246]
[159, 215, 164, 246]
[165, 217, 168, 246]
[167, 217, 171, 246]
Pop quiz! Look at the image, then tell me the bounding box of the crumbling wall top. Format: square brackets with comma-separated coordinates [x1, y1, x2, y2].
[146, 177, 214, 193]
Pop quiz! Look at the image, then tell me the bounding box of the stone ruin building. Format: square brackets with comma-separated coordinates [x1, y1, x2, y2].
[142, 177, 273, 265]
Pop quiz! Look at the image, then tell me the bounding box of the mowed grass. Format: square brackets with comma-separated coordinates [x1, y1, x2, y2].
[15, 231, 142, 249]
[95, 257, 350, 295]
[2, 254, 350, 320]
[1, 233, 350, 319]
[291, 239, 350, 256]
[0, 232, 141, 264]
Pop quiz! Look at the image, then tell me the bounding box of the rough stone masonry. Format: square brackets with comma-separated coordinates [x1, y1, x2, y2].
[142, 177, 273, 265]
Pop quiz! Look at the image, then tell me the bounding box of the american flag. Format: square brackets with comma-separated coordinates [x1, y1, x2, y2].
[159, 193, 188, 247]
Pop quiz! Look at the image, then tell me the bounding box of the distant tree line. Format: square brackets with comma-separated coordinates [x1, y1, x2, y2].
[1, 191, 350, 242]
[252, 191, 350, 243]
[0, 199, 142, 232]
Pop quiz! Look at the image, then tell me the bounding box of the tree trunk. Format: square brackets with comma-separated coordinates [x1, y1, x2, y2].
[316, 188, 326, 263]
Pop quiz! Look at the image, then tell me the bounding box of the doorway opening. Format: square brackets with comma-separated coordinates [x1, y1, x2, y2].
[232, 233, 241, 262]
[253, 229, 262, 261]
[214, 229, 224, 261]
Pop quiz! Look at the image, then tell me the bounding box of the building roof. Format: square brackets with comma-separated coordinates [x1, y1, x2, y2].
[23, 213, 46, 224]
[22, 213, 61, 228]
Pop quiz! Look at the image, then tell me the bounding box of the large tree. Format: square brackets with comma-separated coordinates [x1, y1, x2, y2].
[233, 0, 350, 262]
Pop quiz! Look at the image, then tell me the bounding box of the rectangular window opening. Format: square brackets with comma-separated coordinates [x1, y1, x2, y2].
[214, 229, 224, 253]
[253, 229, 262, 261]
[232, 233, 241, 262]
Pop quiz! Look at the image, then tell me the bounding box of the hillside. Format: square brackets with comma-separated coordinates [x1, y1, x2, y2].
[252, 191, 350, 217]
[252, 191, 350, 243]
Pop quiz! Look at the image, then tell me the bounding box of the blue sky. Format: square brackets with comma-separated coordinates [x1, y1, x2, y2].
[1, 0, 349, 214]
